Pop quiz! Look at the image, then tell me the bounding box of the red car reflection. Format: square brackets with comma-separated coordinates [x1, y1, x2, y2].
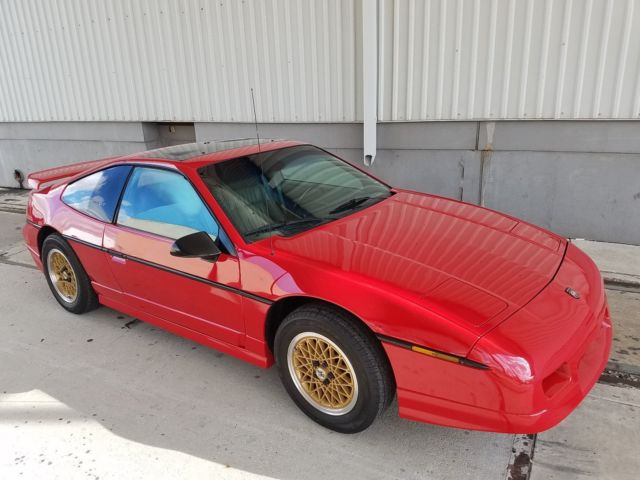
[23, 139, 611, 433]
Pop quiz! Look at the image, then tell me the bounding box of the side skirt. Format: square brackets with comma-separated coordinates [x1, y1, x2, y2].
[98, 293, 271, 369]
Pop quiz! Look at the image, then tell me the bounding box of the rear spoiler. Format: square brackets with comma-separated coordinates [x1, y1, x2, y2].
[27, 157, 116, 190]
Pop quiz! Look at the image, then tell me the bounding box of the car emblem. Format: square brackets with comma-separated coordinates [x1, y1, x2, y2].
[565, 287, 580, 299]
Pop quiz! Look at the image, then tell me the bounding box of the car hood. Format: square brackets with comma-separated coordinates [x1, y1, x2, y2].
[273, 191, 566, 328]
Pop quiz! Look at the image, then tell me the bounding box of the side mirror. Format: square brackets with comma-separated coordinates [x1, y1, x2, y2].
[170, 231, 221, 262]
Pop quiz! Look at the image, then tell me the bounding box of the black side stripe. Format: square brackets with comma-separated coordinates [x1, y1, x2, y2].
[376, 333, 489, 370]
[26, 220, 42, 229]
[63, 235, 273, 305]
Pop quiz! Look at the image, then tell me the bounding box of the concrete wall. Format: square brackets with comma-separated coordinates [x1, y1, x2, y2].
[477, 122, 640, 245]
[0, 122, 160, 187]
[1, 120, 638, 244]
[0, 122, 197, 187]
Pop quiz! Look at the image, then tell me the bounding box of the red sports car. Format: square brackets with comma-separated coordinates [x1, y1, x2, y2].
[23, 139, 611, 433]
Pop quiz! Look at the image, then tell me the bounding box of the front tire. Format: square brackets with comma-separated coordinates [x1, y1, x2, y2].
[42, 234, 98, 314]
[274, 304, 394, 433]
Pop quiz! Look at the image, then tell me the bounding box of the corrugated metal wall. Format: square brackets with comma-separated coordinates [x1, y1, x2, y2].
[0, 0, 360, 123]
[380, 0, 640, 120]
[1, 0, 639, 122]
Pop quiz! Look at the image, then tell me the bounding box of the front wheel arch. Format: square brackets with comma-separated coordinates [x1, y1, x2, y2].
[265, 297, 396, 380]
[273, 302, 396, 432]
[265, 296, 375, 351]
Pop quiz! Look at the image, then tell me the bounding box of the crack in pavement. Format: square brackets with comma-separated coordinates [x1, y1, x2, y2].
[0, 255, 38, 270]
[505, 434, 536, 480]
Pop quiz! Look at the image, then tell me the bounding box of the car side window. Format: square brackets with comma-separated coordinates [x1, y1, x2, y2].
[116, 167, 219, 241]
[61, 166, 132, 222]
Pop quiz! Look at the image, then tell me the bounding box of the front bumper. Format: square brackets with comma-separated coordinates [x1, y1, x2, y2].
[385, 243, 612, 433]
[385, 305, 610, 432]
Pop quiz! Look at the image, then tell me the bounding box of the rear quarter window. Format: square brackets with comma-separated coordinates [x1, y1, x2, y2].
[61, 165, 132, 222]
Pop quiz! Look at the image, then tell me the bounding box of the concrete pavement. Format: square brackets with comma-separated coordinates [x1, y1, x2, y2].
[0, 188, 27, 214]
[531, 383, 640, 480]
[573, 239, 640, 290]
[0, 260, 514, 480]
[1, 199, 640, 479]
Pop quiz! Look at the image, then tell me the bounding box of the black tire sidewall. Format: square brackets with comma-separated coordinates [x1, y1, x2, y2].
[275, 311, 383, 433]
[42, 234, 95, 314]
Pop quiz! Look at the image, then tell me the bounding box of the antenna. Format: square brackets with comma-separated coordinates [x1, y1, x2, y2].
[250, 88, 261, 153]
[250, 88, 274, 256]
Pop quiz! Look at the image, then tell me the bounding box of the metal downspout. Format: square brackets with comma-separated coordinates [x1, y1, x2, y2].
[363, 0, 377, 166]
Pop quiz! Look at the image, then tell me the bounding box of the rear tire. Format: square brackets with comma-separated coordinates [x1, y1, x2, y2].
[274, 304, 394, 433]
[42, 234, 99, 314]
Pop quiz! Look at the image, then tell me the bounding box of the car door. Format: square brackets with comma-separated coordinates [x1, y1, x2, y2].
[103, 166, 244, 346]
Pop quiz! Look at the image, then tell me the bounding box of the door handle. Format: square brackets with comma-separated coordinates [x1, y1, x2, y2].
[111, 255, 126, 265]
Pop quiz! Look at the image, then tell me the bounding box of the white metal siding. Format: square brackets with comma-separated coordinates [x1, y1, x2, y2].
[1, 0, 639, 122]
[379, 0, 640, 120]
[0, 0, 360, 123]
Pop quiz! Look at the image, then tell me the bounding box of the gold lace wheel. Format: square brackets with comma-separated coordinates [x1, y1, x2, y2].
[287, 332, 358, 415]
[46, 248, 78, 303]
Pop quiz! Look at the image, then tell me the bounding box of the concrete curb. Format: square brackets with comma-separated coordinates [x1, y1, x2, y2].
[604, 277, 640, 291]
[0, 187, 29, 214]
[0, 205, 26, 214]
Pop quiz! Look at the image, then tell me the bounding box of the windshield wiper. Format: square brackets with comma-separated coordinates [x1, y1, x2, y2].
[329, 196, 372, 215]
[245, 218, 327, 238]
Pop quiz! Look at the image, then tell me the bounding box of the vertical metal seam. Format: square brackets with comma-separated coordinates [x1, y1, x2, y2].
[283, 0, 296, 120]
[295, 1, 309, 121]
[435, 0, 446, 119]
[573, 0, 593, 118]
[203, 0, 222, 120]
[0, 2, 19, 120]
[405, 0, 416, 120]
[451, 0, 463, 119]
[391, 0, 400, 120]
[554, 0, 573, 119]
[467, 0, 479, 119]
[234, 0, 252, 122]
[223, 0, 242, 122]
[335, 0, 344, 121]
[612, 0, 634, 118]
[420, 0, 431, 119]
[23, 0, 49, 120]
[308, 1, 320, 121]
[500, 0, 516, 119]
[518, 0, 534, 118]
[258, 0, 275, 121]
[321, 0, 331, 121]
[112, 0, 134, 120]
[535, 0, 553, 118]
[377, 0, 385, 121]
[245, 0, 261, 121]
[484, 0, 498, 119]
[214, 0, 232, 120]
[13, 0, 44, 120]
[592, 0, 614, 118]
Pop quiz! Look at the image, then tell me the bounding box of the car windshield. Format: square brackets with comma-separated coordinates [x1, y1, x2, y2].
[198, 145, 391, 242]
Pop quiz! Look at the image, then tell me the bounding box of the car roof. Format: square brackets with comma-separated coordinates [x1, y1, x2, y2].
[121, 138, 306, 166]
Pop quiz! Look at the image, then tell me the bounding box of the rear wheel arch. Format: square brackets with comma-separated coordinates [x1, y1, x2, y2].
[41, 232, 99, 314]
[37, 225, 59, 257]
